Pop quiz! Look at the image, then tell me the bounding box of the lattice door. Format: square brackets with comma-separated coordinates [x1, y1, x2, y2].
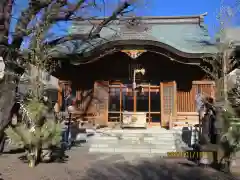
[160, 81, 177, 127]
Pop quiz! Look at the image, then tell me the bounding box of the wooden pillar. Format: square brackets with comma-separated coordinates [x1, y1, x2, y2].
[134, 91, 137, 112]
[160, 83, 164, 127]
[169, 112, 173, 129]
[148, 83, 151, 123]
[58, 80, 63, 108]
[173, 81, 177, 129]
[120, 84, 122, 121]
[211, 82, 215, 99]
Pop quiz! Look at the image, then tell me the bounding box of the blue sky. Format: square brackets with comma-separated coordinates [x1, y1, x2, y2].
[10, 0, 236, 44]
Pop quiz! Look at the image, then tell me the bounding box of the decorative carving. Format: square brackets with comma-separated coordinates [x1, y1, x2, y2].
[121, 50, 146, 59]
[124, 17, 148, 32]
[119, 17, 149, 40]
[126, 18, 141, 28]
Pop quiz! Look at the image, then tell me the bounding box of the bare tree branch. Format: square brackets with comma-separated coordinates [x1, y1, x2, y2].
[0, 0, 13, 47]
[46, 0, 134, 46]
[0, 0, 136, 142]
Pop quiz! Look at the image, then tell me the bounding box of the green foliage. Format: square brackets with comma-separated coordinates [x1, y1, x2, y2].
[5, 120, 62, 148]
[220, 103, 240, 151]
[40, 120, 62, 148]
[222, 105, 235, 128]
[5, 98, 62, 167]
[25, 99, 47, 123]
[5, 126, 25, 147]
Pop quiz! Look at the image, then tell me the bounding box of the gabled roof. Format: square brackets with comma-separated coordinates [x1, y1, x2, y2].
[50, 13, 217, 60]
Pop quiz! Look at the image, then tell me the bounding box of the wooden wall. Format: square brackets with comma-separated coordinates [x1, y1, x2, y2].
[177, 81, 215, 112]
[175, 80, 215, 126]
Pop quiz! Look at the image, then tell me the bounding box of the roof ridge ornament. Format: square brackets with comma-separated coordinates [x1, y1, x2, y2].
[123, 17, 149, 32]
[200, 12, 208, 17]
[126, 17, 142, 28]
[200, 12, 208, 19]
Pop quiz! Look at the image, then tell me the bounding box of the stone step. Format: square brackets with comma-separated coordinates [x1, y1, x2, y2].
[93, 134, 176, 140]
[90, 143, 176, 150]
[96, 131, 176, 137]
[96, 128, 176, 134]
[91, 135, 175, 141]
[89, 147, 177, 154]
[96, 128, 168, 133]
[88, 139, 176, 145]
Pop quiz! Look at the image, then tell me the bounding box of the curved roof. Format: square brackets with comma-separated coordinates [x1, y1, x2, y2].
[50, 14, 217, 59]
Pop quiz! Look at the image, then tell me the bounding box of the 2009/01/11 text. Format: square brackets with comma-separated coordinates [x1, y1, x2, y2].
[167, 151, 210, 158]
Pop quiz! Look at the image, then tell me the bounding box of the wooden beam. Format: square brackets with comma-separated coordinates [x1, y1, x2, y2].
[192, 81, 215, 85]
[109, 111, 161, 114]
[109, 84, 160, 88]
[177, 112, 198, 115]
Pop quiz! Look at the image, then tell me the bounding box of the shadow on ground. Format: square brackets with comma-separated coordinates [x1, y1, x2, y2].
[2, 146, 70, 164]
[1, 131, 90, 165]
[0, 173, 3, 180]
[72, 157, 237, 180]
[17, 146, 70, 164]
[3, 147, 25, 154]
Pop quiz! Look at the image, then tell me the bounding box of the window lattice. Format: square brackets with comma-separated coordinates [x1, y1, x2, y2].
[163, 86, 174, 114]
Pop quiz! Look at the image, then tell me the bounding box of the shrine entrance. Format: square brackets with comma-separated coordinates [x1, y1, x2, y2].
[57, 48, 203, 128]
[105, 49, 178, 127]
[108, 81, 176, 127]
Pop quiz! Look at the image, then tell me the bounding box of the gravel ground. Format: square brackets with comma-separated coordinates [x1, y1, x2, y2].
[0, 144, 239, 180]
[0, 145, 97, 180]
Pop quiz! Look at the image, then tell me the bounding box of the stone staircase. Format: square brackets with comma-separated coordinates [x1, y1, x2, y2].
[88, 127, 188, 157]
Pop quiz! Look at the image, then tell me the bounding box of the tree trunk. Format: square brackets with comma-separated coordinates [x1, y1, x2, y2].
[0, 73, 17, 136]
[0, 0, 15, 151]
[0, 0, 13, 45]
[0, 131, 6, 153]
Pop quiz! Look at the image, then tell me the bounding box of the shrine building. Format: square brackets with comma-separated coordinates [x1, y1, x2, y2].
[50, 14, 218, 128]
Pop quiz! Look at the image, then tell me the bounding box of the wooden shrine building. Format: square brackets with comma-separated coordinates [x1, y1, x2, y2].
[51, 14, 218, 128]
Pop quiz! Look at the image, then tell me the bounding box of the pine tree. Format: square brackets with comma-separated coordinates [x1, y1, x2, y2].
[5, 98, 62, 167]
[4, 15, 62, 167]
[216, 72, 240, 172]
